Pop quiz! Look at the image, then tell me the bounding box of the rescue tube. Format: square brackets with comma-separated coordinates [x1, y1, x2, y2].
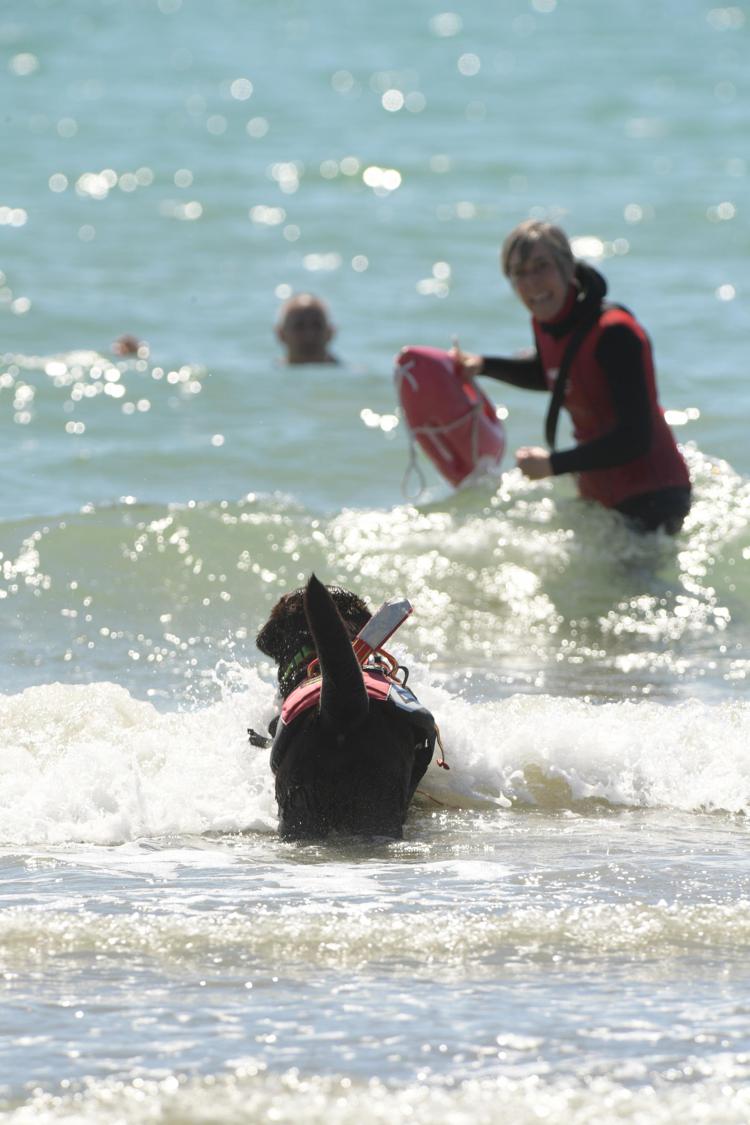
[394, 345, 506, 489]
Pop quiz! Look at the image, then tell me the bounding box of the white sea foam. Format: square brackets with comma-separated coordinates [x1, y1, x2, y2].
[0, 676, 277, 846]
[416, 679, 750, 814]
[0, 676, 748, 846]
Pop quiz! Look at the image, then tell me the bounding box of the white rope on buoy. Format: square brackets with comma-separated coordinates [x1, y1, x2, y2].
[401, 430, 428, 501]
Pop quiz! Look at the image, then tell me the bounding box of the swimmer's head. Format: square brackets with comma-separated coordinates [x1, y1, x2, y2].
[112, 334, 149, 359]
[275, 293, 337, 365]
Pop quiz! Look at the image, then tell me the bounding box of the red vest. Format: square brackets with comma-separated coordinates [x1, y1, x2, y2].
[281, 670, 392, 727]
[534, 306, 690, 508]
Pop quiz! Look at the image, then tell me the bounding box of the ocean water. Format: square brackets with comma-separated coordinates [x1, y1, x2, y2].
[1, 0, 749, 1121]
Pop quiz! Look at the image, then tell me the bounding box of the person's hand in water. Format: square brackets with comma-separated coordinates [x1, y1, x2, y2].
[516, 446, 552, 480]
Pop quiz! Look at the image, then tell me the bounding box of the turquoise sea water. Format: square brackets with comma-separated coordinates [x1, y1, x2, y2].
[1, 1, 749, 1121]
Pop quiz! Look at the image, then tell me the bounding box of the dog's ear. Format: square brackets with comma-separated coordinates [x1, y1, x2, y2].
[256, 589, 308, 661]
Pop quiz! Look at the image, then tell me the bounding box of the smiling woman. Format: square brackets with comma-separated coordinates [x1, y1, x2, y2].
[454, 219, 692, 534]
[504, 221, 575, 322]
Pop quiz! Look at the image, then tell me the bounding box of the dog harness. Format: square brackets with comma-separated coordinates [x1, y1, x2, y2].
[281, 667, 409, 725]
[269, 659, 441, 779]
[249, 596, 448, 786]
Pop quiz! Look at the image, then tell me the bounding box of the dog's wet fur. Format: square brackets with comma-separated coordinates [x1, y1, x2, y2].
[256, 574, 431, 841]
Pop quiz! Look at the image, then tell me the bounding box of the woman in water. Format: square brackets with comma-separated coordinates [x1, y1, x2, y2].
[455, 220, 691, 533]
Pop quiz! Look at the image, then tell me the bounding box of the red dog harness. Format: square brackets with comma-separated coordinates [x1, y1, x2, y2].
[281, 668, 393, 726]
[270, 660, 442, 777]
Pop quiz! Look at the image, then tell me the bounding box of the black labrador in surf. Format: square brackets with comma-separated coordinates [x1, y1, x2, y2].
[254, 574, 436, 840]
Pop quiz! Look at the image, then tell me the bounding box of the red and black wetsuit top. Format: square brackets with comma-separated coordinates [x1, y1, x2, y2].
[480, 264, 690, 510]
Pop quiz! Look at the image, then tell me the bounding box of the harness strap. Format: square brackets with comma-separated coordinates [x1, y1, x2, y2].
[248, 727, 272, 749]
[304, 647, 403, 684]
[544, 301, 631, 450]
[434, 722, 450, 770]
[544, 317, 597, 451]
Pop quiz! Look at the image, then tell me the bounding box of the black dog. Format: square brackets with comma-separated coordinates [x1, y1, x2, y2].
[255, 574, 436, 840]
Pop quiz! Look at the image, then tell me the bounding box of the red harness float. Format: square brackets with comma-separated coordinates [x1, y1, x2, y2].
[281, 668, 394, 727]
[269, 656, 447, 773]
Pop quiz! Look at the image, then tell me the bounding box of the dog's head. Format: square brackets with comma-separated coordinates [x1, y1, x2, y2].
[256, 583, 371, 694]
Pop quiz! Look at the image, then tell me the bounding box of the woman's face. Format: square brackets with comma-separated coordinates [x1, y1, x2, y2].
[507, 246, 570, 321]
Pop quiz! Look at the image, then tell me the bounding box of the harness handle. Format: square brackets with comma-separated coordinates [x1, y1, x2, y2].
[305, 646, 402, 683]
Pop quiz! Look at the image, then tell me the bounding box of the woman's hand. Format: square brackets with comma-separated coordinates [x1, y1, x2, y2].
[516, 446, 553, 480]
[449, 341, 484, 378]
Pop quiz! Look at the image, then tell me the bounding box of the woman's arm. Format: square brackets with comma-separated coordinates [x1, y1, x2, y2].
[451, 345, 547, 390]
[481, 353, 548, 390]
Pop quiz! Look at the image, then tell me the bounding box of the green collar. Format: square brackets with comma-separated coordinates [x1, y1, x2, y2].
[280, 643, 315, 686]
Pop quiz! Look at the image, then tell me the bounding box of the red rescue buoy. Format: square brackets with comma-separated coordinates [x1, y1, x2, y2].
[394, 345, 506, 489]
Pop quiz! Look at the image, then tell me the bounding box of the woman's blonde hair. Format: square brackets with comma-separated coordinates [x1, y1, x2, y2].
[501, 220, 576, 285]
